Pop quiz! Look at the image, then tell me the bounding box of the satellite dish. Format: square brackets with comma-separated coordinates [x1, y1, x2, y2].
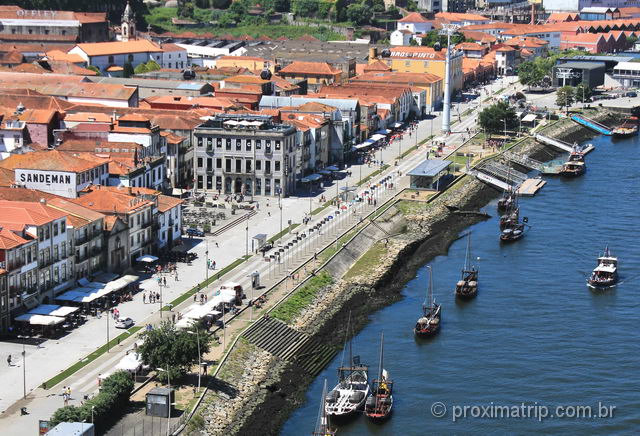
[434, 42, 442, 51]
[381, 49, 391, 57]
[260, 68, 272, 80]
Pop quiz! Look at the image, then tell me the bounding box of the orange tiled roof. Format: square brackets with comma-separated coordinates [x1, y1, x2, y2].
[0, 150, 102, 173]
[73, 186, 153, 215]
[74, 40, 162, 57]
[279, 61, 342, 76]
[436, 12, 489, 22]
[45, 50, 85, 64]
[398, 12, 430, 23]
[456, 42, 485, 51]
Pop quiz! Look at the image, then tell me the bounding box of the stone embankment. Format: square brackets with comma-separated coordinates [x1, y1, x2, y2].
[193, 112, 618, 436]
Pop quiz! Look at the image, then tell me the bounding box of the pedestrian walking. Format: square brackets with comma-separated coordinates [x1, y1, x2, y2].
[163, 277, 167, 286]
[213, 260, 216, 269]
[194, 294, 197, 302]
[143, 293, 146, 304]
[215, 242, 219, 248]
[174, 272, 179, 281]
[172, 313, 176, 323]
[67, 386, 71, 398]
[7, 354, 11, 366]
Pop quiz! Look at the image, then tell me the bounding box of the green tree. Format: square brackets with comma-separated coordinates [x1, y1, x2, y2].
[210, 0, 232, 8]
[293, 0, 319, 17]
[575, 83, 592, 103]
[517, 61, 545, 86]
[134, 63, 148, 75]
[179, 1, 195, 18]
[194, 0, 209, 7]
[138, 322, 209, 382]
[386, 5, 401, 19]
[334, 0, 347, 21]
[371, 0, 385, 12]
[86, 65, 101, 76]
[556, 86, 575, 113]
[346, 3, 372, 25]
[419, 30, 467, 48]
[123, 62, 134, 78]
[477, 101, 519, 137]
[145, 60, 161, 72]
[406, 0, 418, 11]
[273, 0, 291, 12]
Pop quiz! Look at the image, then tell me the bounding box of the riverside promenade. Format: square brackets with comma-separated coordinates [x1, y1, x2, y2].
[0, 77, 519, 435]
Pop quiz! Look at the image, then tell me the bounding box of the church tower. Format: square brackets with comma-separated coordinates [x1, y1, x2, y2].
[121, 1, 136, 42]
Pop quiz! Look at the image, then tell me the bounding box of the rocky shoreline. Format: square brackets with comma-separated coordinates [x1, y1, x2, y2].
[196, 112, 618, 436]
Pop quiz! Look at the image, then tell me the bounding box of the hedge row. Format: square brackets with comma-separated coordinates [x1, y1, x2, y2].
[48, 370, 134, 429]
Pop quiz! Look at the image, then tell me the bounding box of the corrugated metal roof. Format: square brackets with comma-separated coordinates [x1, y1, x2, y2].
[408, 159, 451, 177]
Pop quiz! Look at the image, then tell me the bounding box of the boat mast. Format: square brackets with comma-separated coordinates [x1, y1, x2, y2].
[339, 312, 351, 380]
[428, 265, 434, 310]
[376, 332, 384, 410]
[464, 232, 471, 272]
[314, 379, 329, 435]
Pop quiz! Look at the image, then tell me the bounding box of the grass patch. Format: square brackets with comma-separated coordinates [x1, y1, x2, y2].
[163, 255, 250, 310]
[345, 242, 388, 280]
[311, 201, 332, 216]
[267, 223, 300, 244]
[145, 7, 344, 41]
[318, 228, 360, 263]
[398, 145, 417, 159]
[43, 326, 142, 389]
[217, 338, 255, 382]
[396, 199, 433, 215]
[271, 271, 334, 324]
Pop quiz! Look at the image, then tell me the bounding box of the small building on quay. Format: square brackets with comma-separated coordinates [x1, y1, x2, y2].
[408, 159, 453, 191]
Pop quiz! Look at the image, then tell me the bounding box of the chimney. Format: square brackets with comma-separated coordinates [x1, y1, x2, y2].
[369, 47, 377, 61]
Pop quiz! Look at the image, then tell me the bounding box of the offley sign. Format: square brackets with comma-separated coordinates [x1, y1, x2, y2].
[16, 10, 58, 18]
[15, 169, 78, 198]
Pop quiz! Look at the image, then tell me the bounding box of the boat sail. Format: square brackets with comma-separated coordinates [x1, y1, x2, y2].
[455, 233, 478, 300]
[414, 266, 441, 337]
[365, 332, 394, 421]
[325, 314, 370, 419]
[313, 379, 336, 436]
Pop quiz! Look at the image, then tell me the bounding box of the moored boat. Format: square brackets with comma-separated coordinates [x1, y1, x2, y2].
[500, 222, 525, 242]
[612, 117, 638, 138]
[455, 233, 478, 300]
[414, 266, 441, 338]
[365, 332, 393, 421]
[313, 380, 337, 436]
[560, 160, 586, 177]
[325, 316, 369, 419]
[587, 246, 618, 289]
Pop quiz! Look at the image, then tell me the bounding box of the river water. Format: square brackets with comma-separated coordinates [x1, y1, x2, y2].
[280, 133, 640, 435]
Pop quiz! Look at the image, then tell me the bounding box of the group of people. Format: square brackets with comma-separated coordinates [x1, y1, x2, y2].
[207, 259, 217, 270]
[142, 292, 162, 304]
[194, 293, 208, 304]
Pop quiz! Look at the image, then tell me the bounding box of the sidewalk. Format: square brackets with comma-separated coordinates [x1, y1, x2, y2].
[0, 77, 519, 434]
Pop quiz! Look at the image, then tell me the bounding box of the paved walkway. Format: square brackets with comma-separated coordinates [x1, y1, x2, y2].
[0, 76, 519, 434]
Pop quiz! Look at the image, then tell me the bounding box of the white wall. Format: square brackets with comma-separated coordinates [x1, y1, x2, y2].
[15, 170, 78, 198]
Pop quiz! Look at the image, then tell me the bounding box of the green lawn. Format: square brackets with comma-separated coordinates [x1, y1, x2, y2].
[344, 242, 387, 280]
[43, 326, 142, 389]
[271, 271, 334, 324]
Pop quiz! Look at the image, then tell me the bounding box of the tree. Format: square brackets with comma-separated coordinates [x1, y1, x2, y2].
[371, 0, 385, 12]
[178, 1, 195, 18]
[477, 101, 519, 137]
[346, 3, 372, 25]
[418, 30, 467, 48]
[123, 62, 134, 78]
[293, 0, 319, 17]
[194, 0, 209, 7]
[210, 0, 232, 8]
[138, 322, 209, 382]
[134, 62, 149, 75]
[517, 61, 545, 86]
[386, 5, 401, 19]
[273, 0, 291, 12]
[556, 86, 575, 113]
[406, 0, 418, 11]
[86, 65, 101, 76]
[575, 83, 592, 103]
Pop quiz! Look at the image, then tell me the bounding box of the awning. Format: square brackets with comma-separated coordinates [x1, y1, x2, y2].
[326, 165, 339, 171]
[50, 306, 79, 317]
[136, 255, 159, 263]
[15, 313, 65, 325]
[116, 353, 142, 371]
[370, 134, 386, 142]
[408, 159, 452, 177]
[522, 113, 537, 122]
[176, 318, 198, 330]
[27, 304, 78, 317]
[375, 129, 390, 135]
[319, 170, 332, 176]
[222, 282, 241, 289]
[393, 122, 403, 128]
[300, 174, 323, 183]
[172, 188, 189, 196]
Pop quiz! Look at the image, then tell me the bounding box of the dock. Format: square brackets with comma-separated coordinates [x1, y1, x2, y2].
[517, 178, 546, 196]
[570, 114, 612, 136]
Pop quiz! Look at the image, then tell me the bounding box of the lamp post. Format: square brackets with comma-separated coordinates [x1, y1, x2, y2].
[245, 218, 249, 259]
[440, 23, 460, 135]
[91, 406, 95, 425]
[205, 239, 209, 286]
[106, 310, 110, 353]
[156, 366, 171, 436]
[279, 191, 283, 243]
[21, 342, 26, 399]
[187, 330, 201, 393]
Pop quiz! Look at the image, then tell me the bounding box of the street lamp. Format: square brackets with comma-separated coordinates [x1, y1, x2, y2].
[187, 330, 201, 393]
[156, 366, 171, 436]
[21, 342, 26, 399]
[91, 406, 95, 424]
[106, 311, 110, 353]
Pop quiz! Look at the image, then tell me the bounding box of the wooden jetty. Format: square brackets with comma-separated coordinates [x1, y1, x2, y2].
[517, 178, 546, 196]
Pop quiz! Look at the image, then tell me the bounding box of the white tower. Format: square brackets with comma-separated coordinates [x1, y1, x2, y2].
[121, 1, 136, 42]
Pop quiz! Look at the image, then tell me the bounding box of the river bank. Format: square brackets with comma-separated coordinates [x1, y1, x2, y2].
[194, 111, 619, 436]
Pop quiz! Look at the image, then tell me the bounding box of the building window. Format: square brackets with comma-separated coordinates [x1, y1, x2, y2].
[206, 175, 212, 189]
[206, 158, 212, 169]
[235, 159, 242, 173]
[216, 158, 222, 168]
[226, 139, 231, 150]
[256, 160, 262, 171]
[53, 223, 59, 236]
[255, 140, 262, 149]
[225, 159, 231, 172]
[275, 140, 281, 150]
[197, 175, 203, 189]
[275, 161, 281, 172]
[108, 55, 114, 64]
[236, 139, 241, 151]
[246, 160, 252, 172]
[246, 140, 252, 151]
[216, 138, 222, 148]
[198, 137, 203, 147]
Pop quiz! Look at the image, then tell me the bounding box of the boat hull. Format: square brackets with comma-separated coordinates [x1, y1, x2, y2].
[414, 324, 440, 337]
[365, 400, 393, 422]
[326, 396, 367, 420]
[587, 278, 618, 289]
[455, 287, 478, 300]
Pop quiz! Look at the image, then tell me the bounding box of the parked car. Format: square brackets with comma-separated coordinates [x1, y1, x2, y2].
[115, 317, 135, 329]
[625, 91, 637, 98]
[186, 228, 205, 237]
[259, 242, 274, 254]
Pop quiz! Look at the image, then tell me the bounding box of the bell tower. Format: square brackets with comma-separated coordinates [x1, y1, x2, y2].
[121, 1, 136, 42]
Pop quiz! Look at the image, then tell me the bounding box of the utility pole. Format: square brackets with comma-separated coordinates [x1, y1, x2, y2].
[440, 23, 460, 135]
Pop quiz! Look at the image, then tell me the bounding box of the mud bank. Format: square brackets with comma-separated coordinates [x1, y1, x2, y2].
[196, 113, 614, 436]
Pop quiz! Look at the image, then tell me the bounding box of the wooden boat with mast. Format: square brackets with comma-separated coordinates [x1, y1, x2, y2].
[414, 266, 441, 338]
[325, 315, 370, 419]
[587, 246, 619, 289]
[365, 332, 393, 421]
[455, 233, 478, 300]
[313, 380, 336, 436]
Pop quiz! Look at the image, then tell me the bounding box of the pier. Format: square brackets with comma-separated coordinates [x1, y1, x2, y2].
[517, 178, 546, 196]
[535, 133, 595, 154]
[570, 114, 612, 136]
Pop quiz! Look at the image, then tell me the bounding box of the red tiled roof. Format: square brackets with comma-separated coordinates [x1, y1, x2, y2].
[0, 150, 103, 173]
[279, 61, 342, 75]
[398, 12, 430, 23]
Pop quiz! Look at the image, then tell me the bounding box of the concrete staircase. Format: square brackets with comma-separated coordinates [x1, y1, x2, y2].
[242, 317, 337, 375]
